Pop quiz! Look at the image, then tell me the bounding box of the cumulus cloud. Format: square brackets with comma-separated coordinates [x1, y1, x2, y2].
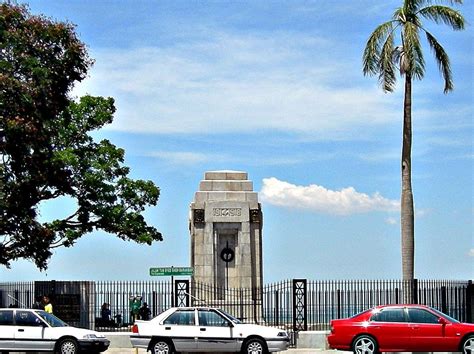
[260, 177, 399, 215]
[73, 30, 400, 138]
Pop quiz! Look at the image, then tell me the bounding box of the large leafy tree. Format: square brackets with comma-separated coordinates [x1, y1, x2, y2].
[363, 0, 465, 282]
[0, 4, 162, 269]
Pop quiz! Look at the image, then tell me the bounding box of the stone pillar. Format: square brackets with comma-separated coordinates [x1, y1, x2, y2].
[189, 171, 263, 293]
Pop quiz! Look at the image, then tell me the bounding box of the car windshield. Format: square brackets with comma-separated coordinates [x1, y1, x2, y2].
[36, 311, 69, 327]
[218, 310, 242, 324]
[430, 307, 460, 323]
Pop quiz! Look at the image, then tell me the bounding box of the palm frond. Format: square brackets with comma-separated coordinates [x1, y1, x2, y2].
[393, 7, 406, 22]
[425, 31, 453, 93]
[439, 0, 463, 4]
[401, 22, 425, 78]
[363, 21, 395, 77]
[418, 5, 465, 30]
[404, 0, 423, 13]
[414, 0, 463, 6]
[378, 32, 397, 92]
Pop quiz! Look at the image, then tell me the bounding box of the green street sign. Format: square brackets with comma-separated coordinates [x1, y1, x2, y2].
[150, 267, 194, 276]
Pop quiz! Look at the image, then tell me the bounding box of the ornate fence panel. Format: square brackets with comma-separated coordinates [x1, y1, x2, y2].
[0, 278, 471, 337]
[292, 279, 307, 331]
[175, 280, 189, 307]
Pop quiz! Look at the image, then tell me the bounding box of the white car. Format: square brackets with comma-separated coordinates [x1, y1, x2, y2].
[0, 308, 110, 353]
[130, 306, 289, 354]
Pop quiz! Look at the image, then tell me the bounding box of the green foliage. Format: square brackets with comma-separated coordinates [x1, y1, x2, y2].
[0, 3, 162, 270]
[362, 0, 465, 93]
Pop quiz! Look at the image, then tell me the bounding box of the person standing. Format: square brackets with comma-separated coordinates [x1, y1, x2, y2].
[101, 302, 112, 326]
[139, 302, 151, 321]
[43, 296, 53, 314]
[32, 296, 44, 310]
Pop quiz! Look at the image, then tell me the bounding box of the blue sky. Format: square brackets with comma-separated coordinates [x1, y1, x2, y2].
[2, 0, 473, 282]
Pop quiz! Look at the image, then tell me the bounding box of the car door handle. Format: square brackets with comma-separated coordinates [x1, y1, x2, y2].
[18, 329, 24, 332]
[200, 328, 206, 331]
[165, 327, 171, 330]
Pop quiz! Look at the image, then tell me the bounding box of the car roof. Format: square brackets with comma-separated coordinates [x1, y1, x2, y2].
[0, 308, 37, 310]
[373, 304, 431, 310]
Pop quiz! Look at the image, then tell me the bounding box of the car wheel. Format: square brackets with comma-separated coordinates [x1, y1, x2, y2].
[151, 339, 173, 354]
[463, 335, 474, 354]
[243, 338, 267, 354]
[352, 335, 379, 354]
[57, 338, 79, 354]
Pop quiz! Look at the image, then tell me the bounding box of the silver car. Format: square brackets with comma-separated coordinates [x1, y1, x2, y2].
[0, 308, 110, 353]
[130, 306, 289, 354]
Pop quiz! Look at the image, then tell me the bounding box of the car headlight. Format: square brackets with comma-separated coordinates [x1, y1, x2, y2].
[277, 331, 288, 337]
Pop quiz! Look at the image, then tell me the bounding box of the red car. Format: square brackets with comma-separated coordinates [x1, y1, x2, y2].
[328, 304, 474, 353]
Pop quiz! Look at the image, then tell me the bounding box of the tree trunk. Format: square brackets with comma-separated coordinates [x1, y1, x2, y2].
[401, 74, 415, 289]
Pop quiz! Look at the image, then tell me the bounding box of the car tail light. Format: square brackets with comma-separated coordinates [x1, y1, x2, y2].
[132, 324, 139, 333]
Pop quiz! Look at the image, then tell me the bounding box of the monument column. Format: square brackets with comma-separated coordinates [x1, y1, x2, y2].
[189, 171, 263, 293]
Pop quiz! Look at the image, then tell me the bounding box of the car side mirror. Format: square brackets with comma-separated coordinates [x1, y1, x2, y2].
[438, 317, 448, 325]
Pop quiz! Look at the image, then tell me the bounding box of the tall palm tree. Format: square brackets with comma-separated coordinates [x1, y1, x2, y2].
[363, 0, 465, 284]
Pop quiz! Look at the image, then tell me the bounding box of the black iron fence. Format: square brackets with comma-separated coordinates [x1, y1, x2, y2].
[0, 279, 472, 335]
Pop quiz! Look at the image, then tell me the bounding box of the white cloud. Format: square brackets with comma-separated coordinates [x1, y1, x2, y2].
[146, 150, 305, 167]
[260, 177, 399, 215]
[468, 249, 474, 257]
[385, 217, 398, 225]
[147, 151, 219, 165]
[73, 30, 400, 138]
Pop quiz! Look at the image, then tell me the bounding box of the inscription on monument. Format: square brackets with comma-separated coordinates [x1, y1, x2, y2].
[213, 208, 242, 217]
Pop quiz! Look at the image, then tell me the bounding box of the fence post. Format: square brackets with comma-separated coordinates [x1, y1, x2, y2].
[441, 286, 447, 314]
[292, 279, 307, 332]
[337, 289, 341, 319]
[467, 280, 473, 323]
[275, 290, 279, 327]
[174, 280, 189, 307]
[412, 279, 418, 304]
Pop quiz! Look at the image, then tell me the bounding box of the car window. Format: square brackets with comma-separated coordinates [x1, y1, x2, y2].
[218, 310, 242, 324]
[163, 310, 195, 326]
[198, 310, 231, 327]
[371, 308, 406, 323]
[0, 310, 14, 325]
[15, 311, 43, 327]
[407, 308, 439, 324]
[431, 307, 460, 323]
[36, 311, 68, 327]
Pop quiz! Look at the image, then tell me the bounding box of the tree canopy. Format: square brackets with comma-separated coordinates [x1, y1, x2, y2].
[363, 0, 465, 93]
[0, 3, 162, 270]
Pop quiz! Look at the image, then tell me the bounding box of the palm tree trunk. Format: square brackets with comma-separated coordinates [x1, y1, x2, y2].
[401, 73, 415, 302]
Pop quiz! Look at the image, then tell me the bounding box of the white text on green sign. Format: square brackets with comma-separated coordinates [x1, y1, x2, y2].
[149, 267, 194, 276]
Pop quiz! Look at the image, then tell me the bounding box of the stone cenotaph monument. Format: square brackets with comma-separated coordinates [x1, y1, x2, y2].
[189, 171, 263, 294]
